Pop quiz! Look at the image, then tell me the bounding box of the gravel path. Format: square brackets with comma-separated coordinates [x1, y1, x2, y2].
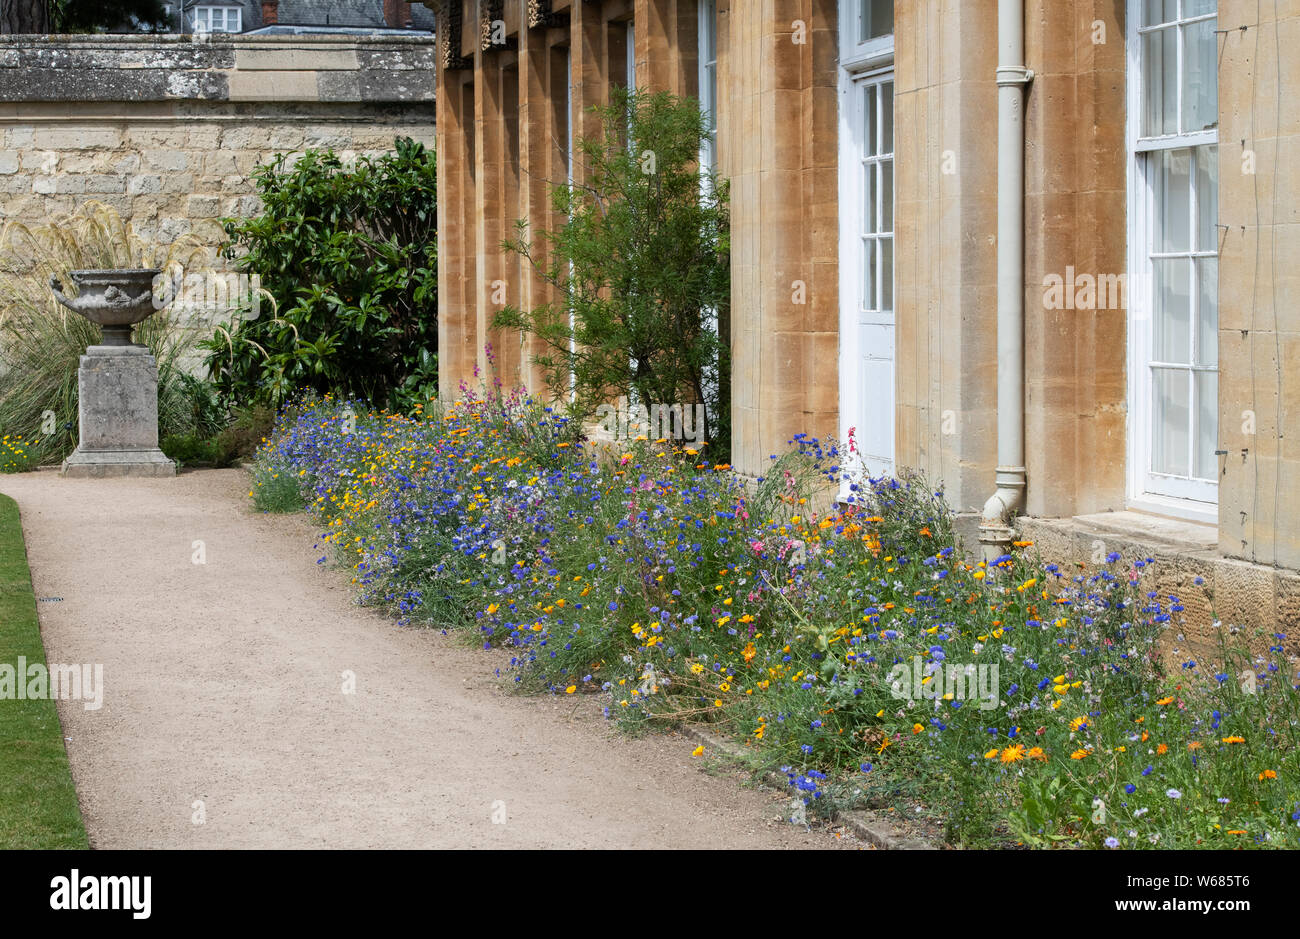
[0, 468, 852, 849]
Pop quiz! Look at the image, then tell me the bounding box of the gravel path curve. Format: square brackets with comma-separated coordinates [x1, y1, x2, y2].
[0, 468, 852, 849]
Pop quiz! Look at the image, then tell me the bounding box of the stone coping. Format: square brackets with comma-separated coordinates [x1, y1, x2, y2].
[0, 34, 437, 47]
[0, 33, 437, 105]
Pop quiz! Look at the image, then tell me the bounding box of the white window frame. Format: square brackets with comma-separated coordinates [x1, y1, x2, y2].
[698, 0, 717, 179]
[838, 1, 895, 492]
[194, 5, 241, 33]
[1125, 0, 1219, 523]
[842, 0, 894, 67]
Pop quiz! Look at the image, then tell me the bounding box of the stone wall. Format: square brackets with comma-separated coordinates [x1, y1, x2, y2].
[0, 34, 436, 254]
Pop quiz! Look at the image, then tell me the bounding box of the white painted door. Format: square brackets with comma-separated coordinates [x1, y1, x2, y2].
[840, 69, 896, 481]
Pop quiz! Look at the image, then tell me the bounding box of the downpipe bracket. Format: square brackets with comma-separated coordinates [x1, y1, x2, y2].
[995, 65, 1035, 86]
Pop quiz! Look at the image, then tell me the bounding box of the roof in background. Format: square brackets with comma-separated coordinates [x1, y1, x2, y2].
[273, 1, 436, 30]
[245, 24, 433, 36]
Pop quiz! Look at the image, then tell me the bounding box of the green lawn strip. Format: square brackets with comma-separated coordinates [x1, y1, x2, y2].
[0, 493, 88, 849]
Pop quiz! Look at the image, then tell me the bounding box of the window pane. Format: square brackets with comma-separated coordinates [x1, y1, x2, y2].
[1182, 18, 1218, 133]
[1154, 258, 1192, 363]
[1144, 0, 1177, 26]
[881, 160, 894, 232]
[1142, 28, 1178, 136]
[1183, 0, 1217, 18]
[863, 238, 875, 312]
[1156, 148, 1191, 252]
[865, 165, 878, 233]
[1195, 145, 1218, 251]
[880, 237, 893, 311]
[881, 82, 894, 153]
[866, 85, 878, 156]
[1153, 368, 1191, 476]
[700, 0, 716, 59]
[862, 0, 893, 41]
[1197, 257, 1218, 366]
[1194, 370, 1218, 480]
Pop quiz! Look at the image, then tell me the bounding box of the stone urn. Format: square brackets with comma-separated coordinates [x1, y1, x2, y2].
[49, 269, 163, 347]
[51, 269, 176, 478]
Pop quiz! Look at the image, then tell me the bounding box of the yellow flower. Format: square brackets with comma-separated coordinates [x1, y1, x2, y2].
[912, 723, 924, 735]
[565, 685, 576, 694]
[1070, 749, 1088, 760]
[1026, 746, 1047, 762]
[983, 748, 999, 759]
[1259, 769, 1277, 780]
[691, 745, 704, 757]
[1000, 744, 1025, 764]
[1156, 695, 1175, 706]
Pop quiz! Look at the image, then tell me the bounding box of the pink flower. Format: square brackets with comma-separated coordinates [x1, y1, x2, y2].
[750, 540, 765, 554]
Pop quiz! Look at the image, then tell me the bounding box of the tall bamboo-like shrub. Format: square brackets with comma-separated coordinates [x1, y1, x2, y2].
[494, 88, 731, 458]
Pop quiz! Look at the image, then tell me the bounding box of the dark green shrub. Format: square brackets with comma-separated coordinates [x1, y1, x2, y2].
[203, 137, 438, 412]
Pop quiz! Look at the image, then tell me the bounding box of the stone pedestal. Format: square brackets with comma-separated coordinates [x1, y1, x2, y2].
[61, 345, 175, 478]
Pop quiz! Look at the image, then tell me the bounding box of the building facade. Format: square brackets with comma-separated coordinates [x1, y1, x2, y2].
[424, 0, 1300, 635]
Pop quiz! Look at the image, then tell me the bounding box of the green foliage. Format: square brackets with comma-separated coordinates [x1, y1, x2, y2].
[0, 494, 89, 848]
[51, 0, 168, 31]
[161, 404, 275, 468]
[495, 88, 731, 458]
[0, 202, 216, 463]
[249, 460, 305, 513]
[204, 138, 438, 412]
[257, 395, 1300, 849]
[0, 434, 36, 473]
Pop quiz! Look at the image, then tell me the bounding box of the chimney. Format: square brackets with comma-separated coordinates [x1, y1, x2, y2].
[261, 0, 279, 25]
[383, 0, 413, 28]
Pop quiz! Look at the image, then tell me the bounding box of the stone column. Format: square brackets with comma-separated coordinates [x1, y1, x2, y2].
[1217, 0, 1300, 567]
[724, 0, 839, 480]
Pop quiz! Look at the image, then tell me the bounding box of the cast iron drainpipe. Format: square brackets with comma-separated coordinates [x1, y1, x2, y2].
[979, 0, 1034, 563]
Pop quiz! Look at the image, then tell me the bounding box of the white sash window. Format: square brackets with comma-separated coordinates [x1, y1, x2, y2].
[1127, 0, 1219, 519]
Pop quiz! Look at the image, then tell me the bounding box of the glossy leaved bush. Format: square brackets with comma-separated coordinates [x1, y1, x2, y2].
[205, 137, 438, 413]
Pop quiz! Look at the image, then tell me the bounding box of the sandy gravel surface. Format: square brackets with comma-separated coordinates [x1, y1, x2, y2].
[1, 468, 854, 849]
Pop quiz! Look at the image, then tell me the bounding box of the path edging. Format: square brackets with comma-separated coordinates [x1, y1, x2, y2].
[675, 725, 940, 850]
